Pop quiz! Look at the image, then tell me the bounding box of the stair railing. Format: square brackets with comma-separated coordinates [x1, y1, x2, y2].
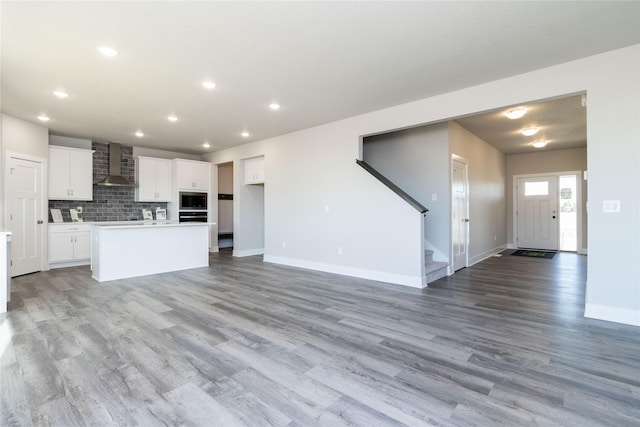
[356, 159, 428, 214]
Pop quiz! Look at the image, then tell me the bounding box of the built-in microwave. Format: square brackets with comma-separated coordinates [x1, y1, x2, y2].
[179, 192, 208, 210]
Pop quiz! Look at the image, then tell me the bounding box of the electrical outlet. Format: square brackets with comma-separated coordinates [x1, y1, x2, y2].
[324, 205, 330, 213]
[337, 247, 343, 255]
[282, 241, 287, 249]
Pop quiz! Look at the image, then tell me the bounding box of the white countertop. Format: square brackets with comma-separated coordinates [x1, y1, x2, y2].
[91, 221, 214, 230]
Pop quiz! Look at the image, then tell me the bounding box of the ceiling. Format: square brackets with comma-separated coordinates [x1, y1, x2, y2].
[1, 2, 638, 155]
[454, 94, 587, 155]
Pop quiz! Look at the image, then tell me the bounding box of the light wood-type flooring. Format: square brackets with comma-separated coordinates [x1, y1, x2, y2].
[2, 250, 639, 426]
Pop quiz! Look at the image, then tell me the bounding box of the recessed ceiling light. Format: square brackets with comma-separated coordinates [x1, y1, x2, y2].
[269, 103, 280, 110]
[203, 142, 210, 148]
[201, 81, 216, 90]
[521, 127, 539, 136]
[532, 141, 548, 148]
[97, 46, 118, 57]
[135, 131, 144, 137]
[37, 115, 50, 122]
[505, 108, 526, 119]
[241, 131, 250, 138]
[52, 90, 69, 98]
[167, 115, 178, 122]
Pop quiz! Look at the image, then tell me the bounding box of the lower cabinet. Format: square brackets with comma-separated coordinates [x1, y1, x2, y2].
[49, 223, 91, 268]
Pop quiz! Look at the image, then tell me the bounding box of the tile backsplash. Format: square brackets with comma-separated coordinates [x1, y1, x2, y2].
[48, 141, 168, 222]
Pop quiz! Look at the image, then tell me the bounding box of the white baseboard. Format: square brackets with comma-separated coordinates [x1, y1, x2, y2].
[578, 248, 588, 255]
[585, 303, 640, 327]
[507, 243, 517, 249]
[49, 260, 90, 269]
[469, 245, 508, 267]
[210, 246, 219, 253]
[233, 248, 264, 257]
[263, 255, 425, 289]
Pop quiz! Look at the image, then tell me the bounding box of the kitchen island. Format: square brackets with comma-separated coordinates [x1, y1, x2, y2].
[91, 222, 210, 282]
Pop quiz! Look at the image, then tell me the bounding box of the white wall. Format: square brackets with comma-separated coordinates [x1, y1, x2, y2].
[363, 123, 450, 261]
[206, 45, 640, 324]
[49, 135, 92, 150]
[449, 121, 507, 264]
[506, 147, 588, 251]
[132, 146, 202, 161]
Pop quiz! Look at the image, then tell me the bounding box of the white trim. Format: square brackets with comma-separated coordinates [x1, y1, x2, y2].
[263, 255, 425, 288]
[585, 303, 640, 327]
[49, 260, 90, 269]
[469, 245, 508, 267]
[512, 171, 583, 252]
[233, 248, 264, 257]
[210, 246, 220, 253]
[578, 248, 588, 255]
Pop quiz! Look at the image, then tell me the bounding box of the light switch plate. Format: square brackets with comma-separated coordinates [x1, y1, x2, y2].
[603, 200, 621, 213]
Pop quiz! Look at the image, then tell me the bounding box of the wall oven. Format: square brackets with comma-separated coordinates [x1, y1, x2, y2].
[178, 211, 208, 223]
[179, 192, 208, 210]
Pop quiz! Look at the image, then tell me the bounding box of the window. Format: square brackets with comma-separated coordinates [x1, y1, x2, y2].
[524, 181, 549, 196]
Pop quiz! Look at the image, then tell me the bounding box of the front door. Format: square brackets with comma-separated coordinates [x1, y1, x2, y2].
[452, 156, 469, 271]
[516, 176, 559, 250]
[6, 154, 45, 276]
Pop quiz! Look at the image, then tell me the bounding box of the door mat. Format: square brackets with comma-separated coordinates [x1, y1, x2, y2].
[511, 250, 556, 259]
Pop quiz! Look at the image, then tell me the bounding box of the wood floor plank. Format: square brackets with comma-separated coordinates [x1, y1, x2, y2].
[2, 250, 638, 426]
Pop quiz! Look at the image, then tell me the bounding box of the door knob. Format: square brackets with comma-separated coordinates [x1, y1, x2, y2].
[37, 220, 44, 224]
[464, 219, 470, 222]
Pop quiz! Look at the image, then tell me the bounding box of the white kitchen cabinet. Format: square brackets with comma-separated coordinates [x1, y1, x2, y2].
[135, 156, 172, 201]
[175, 159, 211, 191]
[48, 223, 91, 268]
[49, 146, 94, 200]
[244, 156, 264, 184]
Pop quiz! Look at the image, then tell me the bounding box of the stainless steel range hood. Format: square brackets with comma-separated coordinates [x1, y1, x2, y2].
[97, 143, 135, 187]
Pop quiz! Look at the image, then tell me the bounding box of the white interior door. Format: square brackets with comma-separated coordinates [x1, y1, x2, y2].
[517, 176, 559, 250]
[452, 156, 469, 271]
[6, 155, 45, 276]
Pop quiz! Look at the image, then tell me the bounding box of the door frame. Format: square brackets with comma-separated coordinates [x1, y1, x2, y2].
[451, 154, 469, 272]
[4, 151, 49, 273]
[512, 170, 583, 253]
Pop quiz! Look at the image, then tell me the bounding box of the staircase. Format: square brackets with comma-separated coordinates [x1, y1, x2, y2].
[425, 250, 448, 285]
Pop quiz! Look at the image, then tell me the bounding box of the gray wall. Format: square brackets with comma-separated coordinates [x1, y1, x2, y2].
[363, 122, 450, 260]
[506, 147, 587, 250]
[449, 121, 507, 263]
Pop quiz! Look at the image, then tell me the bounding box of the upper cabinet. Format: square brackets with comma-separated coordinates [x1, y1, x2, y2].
[135, 156, 172, 202]
[175, 159, 210, 191]
[244, 156, 265, 185]
[48, 145, 94, 200]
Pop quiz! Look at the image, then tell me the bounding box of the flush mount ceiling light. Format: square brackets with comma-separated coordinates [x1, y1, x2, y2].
[269, 103, 280, 110]
[521, 127, 539, 136]
[167, 115, 178, 122]
[97, 46, 118, 57]
[37, 114, 50, 122]
[532, 140, 548, 148]
[241, 131, 250, 138]
[202, 142, 211, 148]
[135, 131, 144, 137]
[505, 108, 527, 119]
[52, 90, 69, 98]
[201, 81, 216, 90]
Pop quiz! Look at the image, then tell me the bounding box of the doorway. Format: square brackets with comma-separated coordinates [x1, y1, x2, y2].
[5, 152, 46, 276]
[217, 162, 234, 250]
[515, 171, 582, 251]
[451, 155, 469, 271]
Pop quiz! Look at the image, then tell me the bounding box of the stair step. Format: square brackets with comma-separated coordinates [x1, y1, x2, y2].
[424, 249, 434, 263]
[425, 261, 448, 285]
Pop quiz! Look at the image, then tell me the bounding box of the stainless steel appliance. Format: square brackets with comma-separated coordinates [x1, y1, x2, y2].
[178, 211, 208, 223]
[179, 192, 208, 210]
